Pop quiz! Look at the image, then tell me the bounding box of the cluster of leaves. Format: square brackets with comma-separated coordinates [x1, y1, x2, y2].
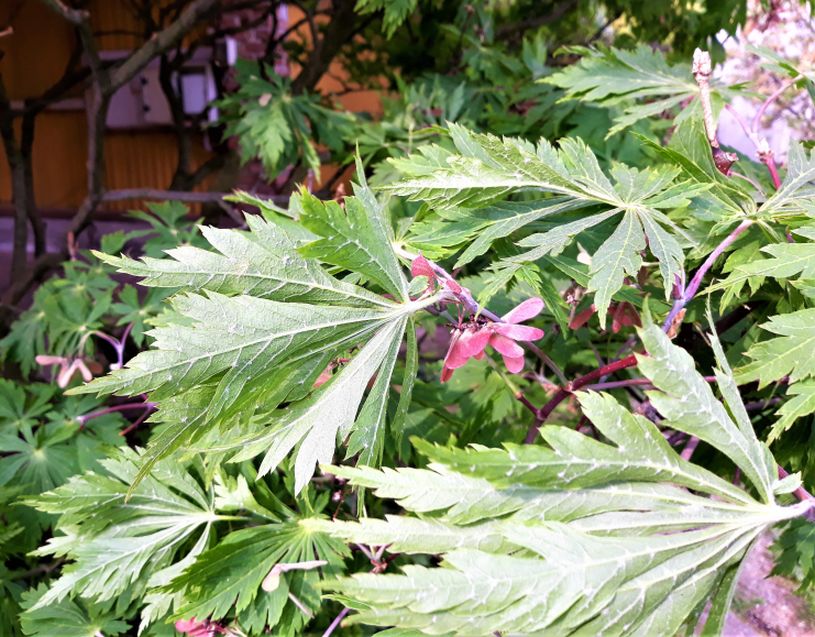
[221, 1, 730, 191]
[0, 202, 202, 635]
[6, 20, 815, 637]
[24, 449, 349, 636]
[216, 62, 357, 179]
[0, 379, 128, 636]
[321, 325, 805, 635]
[1, 202, 198, 374]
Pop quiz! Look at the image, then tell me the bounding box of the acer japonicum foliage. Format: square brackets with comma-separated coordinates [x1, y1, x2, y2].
[3, 34, 815, 637]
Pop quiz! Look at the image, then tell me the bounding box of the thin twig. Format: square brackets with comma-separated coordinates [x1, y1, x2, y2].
[77, 401, 155, 425]
[661, 219, 754, 332]
[583, 375, 717, 392]
[680, 436, 700, 461]
[524, 354, 639, 443]
[119, 406, 155, 437]
[693, 49, 737, 175]
[752, 77, 800, 133]
[322, 608, 350, 637]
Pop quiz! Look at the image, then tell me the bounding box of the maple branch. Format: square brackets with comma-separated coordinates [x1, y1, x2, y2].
[119, 406, 155, 437]
[661, 218, 754, 332]
[693, 48, 737, 176]
[77, 401, 156, 426]
[108, 0, 220, 91]
[523, 354, 638, 443]
[752, 77, 800, 133]
[322, 608, 351, 637]
[724, 103, 782, 190]
[583, 375, 717, 391]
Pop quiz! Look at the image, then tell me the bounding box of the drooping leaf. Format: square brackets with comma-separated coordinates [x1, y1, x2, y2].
[320, 325, 808, 635]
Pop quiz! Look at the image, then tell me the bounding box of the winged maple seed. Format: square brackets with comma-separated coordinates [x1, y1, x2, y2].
[441, 297, 545, 381]
[35, 354, 95, 388]
[408, 254, 546, 381]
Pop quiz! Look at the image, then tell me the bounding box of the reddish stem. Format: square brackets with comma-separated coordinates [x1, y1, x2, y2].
[119, 406, 155, 437]
[77, 401, 155, 425]
[584, 375, 716, 391]
[515, 392, 541, 419]
[524, 354, 638, 443]
[662, 219, 754, 331]
[764, 155, 782, 190]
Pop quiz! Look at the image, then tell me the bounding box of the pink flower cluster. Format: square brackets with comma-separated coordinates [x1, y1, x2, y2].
[441, 298, 545, 382]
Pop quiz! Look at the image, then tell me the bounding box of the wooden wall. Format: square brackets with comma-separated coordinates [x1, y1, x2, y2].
[0, 1, 382, 215]
[0, 0, 213, 214]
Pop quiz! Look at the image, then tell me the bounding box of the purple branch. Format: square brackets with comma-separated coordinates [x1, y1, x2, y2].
[91, 322, 133, 369]
[763, 152, 782, 190]
[584, 376, 717, 392]
[119, 406, 155, 437]
[322, 608, 350, 637]
[662, 219, 754, 332]
[77, 401, 156, 425]
[725, 104, 761, 148]
[680, 436, 700, 461]
[752, 77, 800, 133]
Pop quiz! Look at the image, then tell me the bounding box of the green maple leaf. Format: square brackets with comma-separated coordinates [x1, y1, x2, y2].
[545, 44, 704, 136]
[0, 380, 54, 430]
[23, 449, 225, 611]
[319, 324, 807, 636]
[394, 124, 700, 324]
[19, 584, 129, 637]
[355, 0, 417, 37]
[167, 518, 348, 635]
[70, 176, 432, 492]
[737, 309, 815, 441]
[707, 224, 815, 300]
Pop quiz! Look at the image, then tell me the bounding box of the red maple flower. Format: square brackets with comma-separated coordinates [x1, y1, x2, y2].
[441, 298, 545, 382]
